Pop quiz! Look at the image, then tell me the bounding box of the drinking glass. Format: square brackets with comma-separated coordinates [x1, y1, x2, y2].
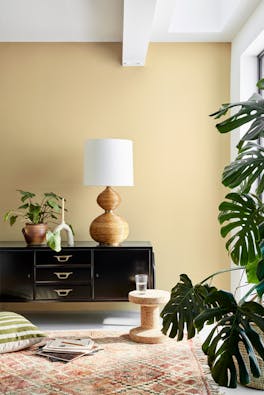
[135, 274, 148, 294]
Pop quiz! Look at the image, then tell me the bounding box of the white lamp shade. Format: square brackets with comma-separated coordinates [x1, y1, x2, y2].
[84, 139, 134, 186]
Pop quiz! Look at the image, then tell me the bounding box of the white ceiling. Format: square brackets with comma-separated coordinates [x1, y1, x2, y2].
[0, 0, 261, 65]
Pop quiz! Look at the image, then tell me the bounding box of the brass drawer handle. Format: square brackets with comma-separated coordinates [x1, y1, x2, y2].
[53, 272, 73, 280]
[54, 289, 73, 297]
[54, 255, 72, 262]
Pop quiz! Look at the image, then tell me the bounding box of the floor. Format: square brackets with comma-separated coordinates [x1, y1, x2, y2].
[22, 310, 260, 395]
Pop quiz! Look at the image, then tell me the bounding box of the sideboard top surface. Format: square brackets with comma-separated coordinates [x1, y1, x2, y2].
[0, 241, 152, 250]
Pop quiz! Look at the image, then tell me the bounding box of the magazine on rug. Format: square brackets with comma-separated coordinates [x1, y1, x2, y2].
[36, 346, 102, 363]
[42, 337, 94, 353]
[36, 349, 90, 363]
[35, 337, 102, 362]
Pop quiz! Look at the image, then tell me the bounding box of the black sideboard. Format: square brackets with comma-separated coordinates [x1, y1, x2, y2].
[0, 241, 155, 302]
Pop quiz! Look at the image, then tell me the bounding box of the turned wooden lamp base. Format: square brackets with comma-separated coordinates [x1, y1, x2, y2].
[129, 290, 170, 344]
[90, 186, 129, 246]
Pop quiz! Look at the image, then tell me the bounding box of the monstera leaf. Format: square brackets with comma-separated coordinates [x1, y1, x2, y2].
[194, 290, 264, 388]
[161, 274, 216, 340]
[210, 93, 264, 148]
[222, 142, 264, 194]
[218, 193, 262, 266]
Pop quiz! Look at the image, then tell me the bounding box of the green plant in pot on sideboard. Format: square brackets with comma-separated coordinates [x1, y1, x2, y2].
[4, 190, 63, 251]
[161, 79, 264, 389]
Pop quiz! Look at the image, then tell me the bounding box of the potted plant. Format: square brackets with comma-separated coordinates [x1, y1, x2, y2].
[161, 79, 264, 389]
[4, 190, 63, 251]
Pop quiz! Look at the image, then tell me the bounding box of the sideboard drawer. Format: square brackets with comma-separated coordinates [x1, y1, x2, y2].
[35, 267, 91, 283]
[35, 250, 91, 265]
[35, 285, 91, 300]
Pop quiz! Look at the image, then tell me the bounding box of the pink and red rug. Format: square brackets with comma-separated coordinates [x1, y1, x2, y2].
[0, 330, 221, 394]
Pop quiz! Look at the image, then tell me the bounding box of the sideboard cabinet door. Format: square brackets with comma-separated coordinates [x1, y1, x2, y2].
[0, 251, 34, 301]
[94, 249, 153, 300]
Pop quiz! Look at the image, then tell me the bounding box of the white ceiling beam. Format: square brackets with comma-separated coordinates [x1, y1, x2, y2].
[122, 0, 158, 66]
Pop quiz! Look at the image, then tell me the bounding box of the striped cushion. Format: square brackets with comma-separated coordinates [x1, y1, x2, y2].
[0, 311, 45, 353]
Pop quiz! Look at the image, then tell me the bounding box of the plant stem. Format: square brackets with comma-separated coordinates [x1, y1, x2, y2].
[238, 278, 264, 306]
[200, 267, 245, 285]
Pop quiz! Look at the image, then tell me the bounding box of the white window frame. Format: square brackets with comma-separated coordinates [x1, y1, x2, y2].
[230, 2, 264, 298]
[258, 49, 264, 82]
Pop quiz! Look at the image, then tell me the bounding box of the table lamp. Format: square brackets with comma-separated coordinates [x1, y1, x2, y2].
[84, 138, 134, 246]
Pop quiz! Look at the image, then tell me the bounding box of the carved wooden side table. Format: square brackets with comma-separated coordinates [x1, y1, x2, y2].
[128, 289, 170, 344]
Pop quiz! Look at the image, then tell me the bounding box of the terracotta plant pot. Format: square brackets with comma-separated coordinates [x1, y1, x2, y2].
[22, 223, 48, 246]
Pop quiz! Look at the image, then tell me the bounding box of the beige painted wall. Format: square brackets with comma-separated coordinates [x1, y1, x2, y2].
[0, 42, 230, 312]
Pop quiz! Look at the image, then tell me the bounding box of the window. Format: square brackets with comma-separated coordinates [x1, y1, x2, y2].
[258, 49, 264, 83]
[258, 49, 264, 181]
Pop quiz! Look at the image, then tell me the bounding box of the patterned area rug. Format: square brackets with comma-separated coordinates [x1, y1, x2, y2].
[0, 330, 221, 395]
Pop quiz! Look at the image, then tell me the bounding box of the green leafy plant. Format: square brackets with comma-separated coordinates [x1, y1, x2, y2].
[161, 274, 217, 341]
[162, 79, 264, 388]
[4, 190, 61, 225]
[196, 290, 264, 387]
[4, 190, 63, 251]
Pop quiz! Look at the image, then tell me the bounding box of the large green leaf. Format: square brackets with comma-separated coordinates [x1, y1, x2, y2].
[194, 290, 264, 388]
[246, 259, 262, 284]
[27, 204, 41, 224]
[46, 230, 61, 252]
[222, 142, 264, 194]
[257, 78, 264, 90]
[257, 259, 264, 281]
[218, 193, 261, 266]
[3, 211, 18, 226]
[18, 203, 29, 210]
[161, 274, 215, 340]
[255, 259, 264, 298]
[17, 190, 36, 203]
[210, 93, 264, 147]
[9, 215, 17, 226]
[3, 211, 10, 222]
[46, 199, 60, 212]
[44, 192, 61, 201]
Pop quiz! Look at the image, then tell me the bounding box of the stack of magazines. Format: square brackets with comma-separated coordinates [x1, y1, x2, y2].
[36, 337, 102, 363]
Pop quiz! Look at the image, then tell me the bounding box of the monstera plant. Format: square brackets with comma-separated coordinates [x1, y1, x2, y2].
[161, 79, 264, 388]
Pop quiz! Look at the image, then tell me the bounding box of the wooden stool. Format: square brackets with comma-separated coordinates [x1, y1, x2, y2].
[128, 289, 170, 344]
